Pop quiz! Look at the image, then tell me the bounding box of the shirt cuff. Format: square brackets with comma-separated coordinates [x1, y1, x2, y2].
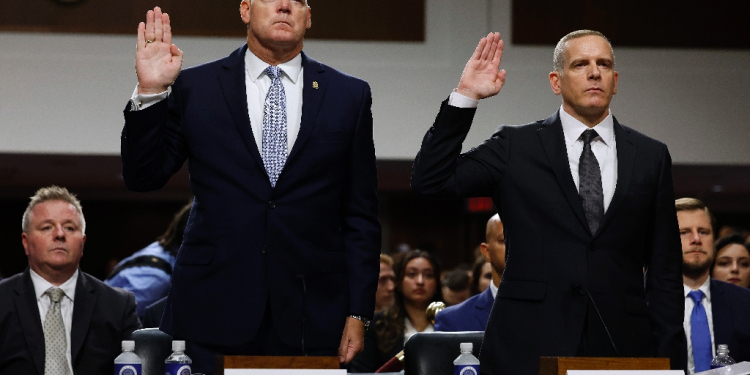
[129, 85, 169, 111]
[448, 90, 479, 109]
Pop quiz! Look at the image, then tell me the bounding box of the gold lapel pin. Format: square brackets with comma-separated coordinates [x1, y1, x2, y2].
[312, 81, 319, 89]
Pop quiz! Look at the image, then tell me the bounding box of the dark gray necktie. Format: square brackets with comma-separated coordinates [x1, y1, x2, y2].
[579, 129, 604, 234]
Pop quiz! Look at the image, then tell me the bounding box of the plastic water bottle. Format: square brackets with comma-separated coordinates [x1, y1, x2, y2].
[453, 342, 480, 375]
[165, 340, 192, 375]
[114, 340, 142, 375]
[710, 344, 736, 369]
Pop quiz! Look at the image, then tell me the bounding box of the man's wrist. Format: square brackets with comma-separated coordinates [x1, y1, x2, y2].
[349, 315, 370, 329]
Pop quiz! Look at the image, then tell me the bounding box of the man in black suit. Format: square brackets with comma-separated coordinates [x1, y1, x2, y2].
[0, 186, 141, 374]
[412, 31, 684, 374]
[122, 1, 380, 372]
[676, 198, 750, 373]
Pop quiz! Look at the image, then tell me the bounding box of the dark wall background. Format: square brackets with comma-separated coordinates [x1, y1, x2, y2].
[0, 155, 748, 280]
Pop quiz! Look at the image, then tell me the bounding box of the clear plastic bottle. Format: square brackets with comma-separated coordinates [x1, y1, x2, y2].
[165, 340, 192, 375]
[114, 340, 142, 375]
[453, 342, 480, 375]
[710, 344, 736, 369]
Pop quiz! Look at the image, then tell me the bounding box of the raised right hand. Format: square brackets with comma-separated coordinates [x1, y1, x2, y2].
[455, 32, 507, 101]
[135, 7, 183, 95]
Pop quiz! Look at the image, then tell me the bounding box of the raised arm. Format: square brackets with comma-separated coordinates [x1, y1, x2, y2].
[411, 33, 510, 199]
[455, 32, 507, 100]
[136, 7, 183, 94]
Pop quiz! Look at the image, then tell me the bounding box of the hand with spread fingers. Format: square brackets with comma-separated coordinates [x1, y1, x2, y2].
[456, 32, 507, 101]
[135, 7, 183, 95]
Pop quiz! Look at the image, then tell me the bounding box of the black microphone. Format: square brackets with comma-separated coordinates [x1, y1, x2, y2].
[297, 274, 308, 356]
[571, 282, 620, 356]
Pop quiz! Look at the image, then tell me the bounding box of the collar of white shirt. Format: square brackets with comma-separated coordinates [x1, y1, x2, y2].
[30, 268, 78, 303]
[245, 50, 302, 84]
[559, 106, 615, 150]
[684, 276, 712, 302]
[490, 280, 498, 299]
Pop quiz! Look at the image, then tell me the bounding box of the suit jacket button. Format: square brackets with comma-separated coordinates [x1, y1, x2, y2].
[589, 244, 596, 251]
[579, 288, 586, 296]
[269, 201, 276, 208]
[262, 245, 267, 254]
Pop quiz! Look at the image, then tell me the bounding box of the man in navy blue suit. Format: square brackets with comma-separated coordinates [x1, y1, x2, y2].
[677, 198, 750, 373]
[121, 2, 381, 373]
[435, 214, 505, 332]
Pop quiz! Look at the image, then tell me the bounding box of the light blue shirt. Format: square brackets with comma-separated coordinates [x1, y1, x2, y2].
[104, 242, 176, 319]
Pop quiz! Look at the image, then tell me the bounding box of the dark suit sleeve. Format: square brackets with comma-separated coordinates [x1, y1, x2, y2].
[121, 80, 189, 192]
[121, 290, 143, 340]
[412, 99, 508, 198]
[644, 146, 684, 368]
[341, 82, 382, 319]
[433, 310, 453, 332]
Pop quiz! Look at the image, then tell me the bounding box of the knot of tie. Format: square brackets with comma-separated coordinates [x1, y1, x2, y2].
[688, 290, 704, 304]
[46, 287, 65, 303]
[265, 65, 282, 80]
[580, 129, 599, 145]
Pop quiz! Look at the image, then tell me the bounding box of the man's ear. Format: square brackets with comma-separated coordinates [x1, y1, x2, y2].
[22, 232, 29, 256]
[480, 243, 491, 263]
[306, 6, 312, 29]
[240, 0, 251, 25]
[549, 71, 562, 95]
[613, 71, 619, 95]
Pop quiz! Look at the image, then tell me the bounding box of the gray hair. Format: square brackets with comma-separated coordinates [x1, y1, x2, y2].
[22, 186, 86, 234]
[553, 30, 615, 74]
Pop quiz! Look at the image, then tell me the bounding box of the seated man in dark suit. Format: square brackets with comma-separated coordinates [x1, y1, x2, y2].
[676, 198, 750, 374]
[0, 186, 141, 374]
[435, 214, 505, 331]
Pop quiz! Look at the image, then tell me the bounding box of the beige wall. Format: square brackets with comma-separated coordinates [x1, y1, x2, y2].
[1, 0, 749, 164]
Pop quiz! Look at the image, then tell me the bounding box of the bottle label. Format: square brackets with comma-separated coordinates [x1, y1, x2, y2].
[165, 364, 191, 375]
[454, 364, 480, 375]
[114, 364, 141, 375]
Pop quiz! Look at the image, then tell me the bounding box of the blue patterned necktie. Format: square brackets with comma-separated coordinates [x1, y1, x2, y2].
[262, 66, 288, 188]
[579, 129, 604, 234]
[689, 290, 712, 372]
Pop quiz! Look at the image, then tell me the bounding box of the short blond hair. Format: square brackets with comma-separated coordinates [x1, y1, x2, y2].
[22, 186, 86, 234]
[675, 197, 715, 230]
[553, 30, 615, 74]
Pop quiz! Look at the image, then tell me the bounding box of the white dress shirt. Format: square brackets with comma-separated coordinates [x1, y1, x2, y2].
[489, 280, 498, 299]
[448, 92, 618, 212]
[130, 49, 304, 154]
[30, 269, 78, 374]
[404, 317, 434, 345]
[684, 278, 715, 375]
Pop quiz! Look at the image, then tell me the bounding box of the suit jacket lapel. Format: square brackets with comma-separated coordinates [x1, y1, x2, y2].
[71, 271, 96, 365]
[710, 280, 733, 347]
[218, 45, 266, 174]
[286, 52, 327, 164]
[595, 118, 635, 237]
[474, 287, 494, 328]
[13, 269, 45, 375]
[537, 110, 589, 231]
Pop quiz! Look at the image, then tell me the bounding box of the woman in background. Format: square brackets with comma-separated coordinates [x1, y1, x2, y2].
[471, 257, 492, 296]
[350, 250, 442, 372]
[711, 235, 750, 288]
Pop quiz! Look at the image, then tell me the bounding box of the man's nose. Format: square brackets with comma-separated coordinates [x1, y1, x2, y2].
[54, 225, 66, 240]
[689, 230, 702, 244]
[277, 0, 292, 11]
[587, 64, 601, 79]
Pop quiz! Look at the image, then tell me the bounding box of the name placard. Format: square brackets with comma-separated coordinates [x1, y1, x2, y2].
[568, 371, 684, 375]
[224, 370, 346, 375]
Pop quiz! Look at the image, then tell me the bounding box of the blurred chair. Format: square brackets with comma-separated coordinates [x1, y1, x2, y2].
[403, 331, 483, 375]
[133, 328, 173, 375]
